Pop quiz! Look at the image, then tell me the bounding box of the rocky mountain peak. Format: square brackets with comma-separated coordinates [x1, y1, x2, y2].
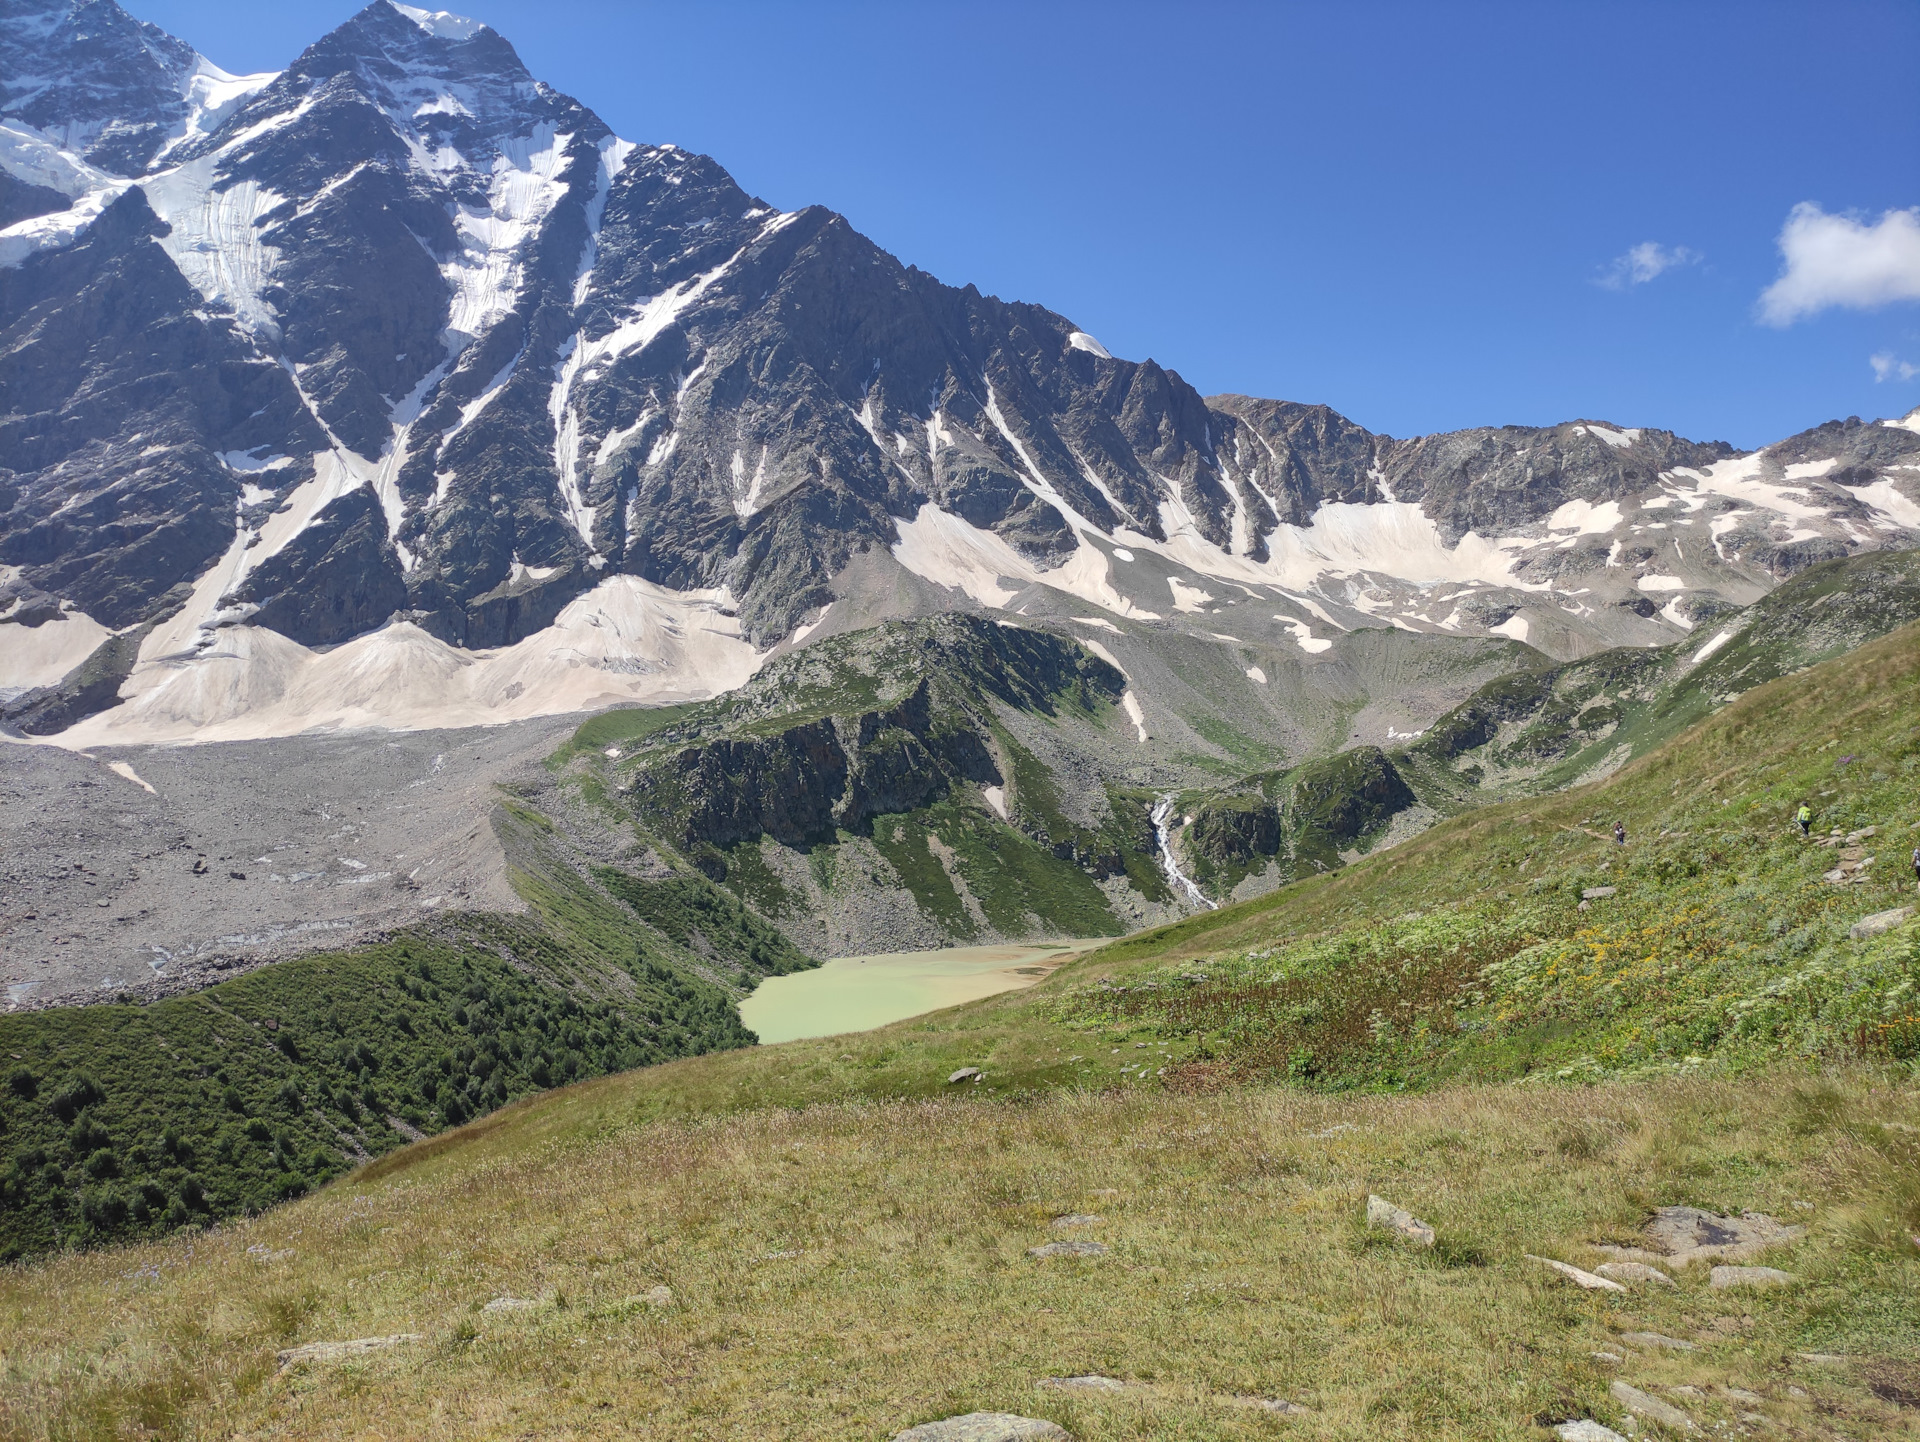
[0, 0, 266, 175]
[4, 2, 1920, 748]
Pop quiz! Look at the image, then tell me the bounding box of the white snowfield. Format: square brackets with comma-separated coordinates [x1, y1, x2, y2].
[0, 608, 111, 701]
[50, 577, 759, 748]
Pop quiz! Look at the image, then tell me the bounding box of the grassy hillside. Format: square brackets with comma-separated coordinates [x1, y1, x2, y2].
[2, 597, 1918, 1439]
[1, 1068, 1913, 1439]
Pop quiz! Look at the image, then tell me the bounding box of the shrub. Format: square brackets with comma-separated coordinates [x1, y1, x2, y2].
[48, 1075, 104, 1122]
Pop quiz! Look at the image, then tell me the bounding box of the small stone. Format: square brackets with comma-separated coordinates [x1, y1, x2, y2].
[891, 1413, 1071, 1442]
[1591, 1351, 1625, 1366]
[1582, 885, 1618, 900]
[1620, 1332, 1696, 1352]
[1720, 1387, 1764, 1404]
[948, 1067, 982, 1084]
[1848, 906, 1914, 940]
[1787, 1385, 1809, 1397]
[1610, 1380, 1697, 1431]
[1027, 1240, 1108, 1259]
[1367, 1194, 1435, 1247]
[1050, 1214, 1101, 1230]
[635, 1285, 672, 1308]
[1037, 1376, 1128, 1393]
[1594, 1262, 1675, 1287]
[1710, 1265, 1795, 1290]
[1666, 1385, 1704, 1398]
[276, 1333, 423, 1368]
[1526, 1254, 1627, 1292]
[1556, 1422, 1630, 1442]
[1229, 1396, 1310, 1415]
[482, 1295, 539, 1312]
[1792, 1353, 1845, 1366]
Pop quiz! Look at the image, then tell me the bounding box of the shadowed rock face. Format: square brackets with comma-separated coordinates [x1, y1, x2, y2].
[228, 486, 407, 647]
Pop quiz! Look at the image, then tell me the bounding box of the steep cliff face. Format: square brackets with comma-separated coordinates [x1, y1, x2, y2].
[1175, 746, 1419, 899]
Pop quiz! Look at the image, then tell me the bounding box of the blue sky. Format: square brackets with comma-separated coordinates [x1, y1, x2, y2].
[132, 0, 1920, 449]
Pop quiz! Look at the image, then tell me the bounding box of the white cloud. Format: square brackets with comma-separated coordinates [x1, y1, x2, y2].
[1595, 241, 1698, 290]
[1758, 203, 1920, 326]
[1871, 351, 1919, 383]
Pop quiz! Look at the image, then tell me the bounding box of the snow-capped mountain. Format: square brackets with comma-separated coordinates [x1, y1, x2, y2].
[4, 0, 1919, 745]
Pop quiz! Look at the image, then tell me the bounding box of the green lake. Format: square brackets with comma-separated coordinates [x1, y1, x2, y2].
[738, 939, 1108, 1044]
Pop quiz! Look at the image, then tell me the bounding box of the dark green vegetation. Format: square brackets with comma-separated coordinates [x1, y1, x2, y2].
[1164, 548, 1920, 903]
[0, 917, 752, 1261]
[0, 791, 824, 1260]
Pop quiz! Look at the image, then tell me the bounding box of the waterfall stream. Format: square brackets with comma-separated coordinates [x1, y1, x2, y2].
[1151, 796, 1217, 911]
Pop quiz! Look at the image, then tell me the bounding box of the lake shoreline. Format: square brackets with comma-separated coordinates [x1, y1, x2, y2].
[739, 938, 1109, 1044]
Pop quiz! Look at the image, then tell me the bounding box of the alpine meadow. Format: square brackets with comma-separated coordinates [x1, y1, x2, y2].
[1, 3, 1917, 1440]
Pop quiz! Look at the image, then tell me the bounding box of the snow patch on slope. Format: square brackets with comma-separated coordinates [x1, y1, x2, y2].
[57, 577, 761, 747]
[0, 611, 112, 699]
[390, 3, 487, 40]
[143, 155, 283, 338]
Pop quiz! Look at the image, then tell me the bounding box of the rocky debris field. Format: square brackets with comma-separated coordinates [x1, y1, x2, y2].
[0, 715, 574, 1009]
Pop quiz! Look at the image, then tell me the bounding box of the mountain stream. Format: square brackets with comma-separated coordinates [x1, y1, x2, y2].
[1152, 795, 1218, 911]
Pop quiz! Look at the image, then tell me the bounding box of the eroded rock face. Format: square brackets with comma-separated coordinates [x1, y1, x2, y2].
[228, 486, 407, 646]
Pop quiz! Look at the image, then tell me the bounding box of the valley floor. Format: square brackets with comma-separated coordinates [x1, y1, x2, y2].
[3, 616, 1918, 1440]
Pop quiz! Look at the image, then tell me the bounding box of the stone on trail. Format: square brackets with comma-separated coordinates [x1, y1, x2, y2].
[482, 1295, 539, 1312]
[892, 1413, 1071, 1442]
[1225, 1395, 1311, 1415]
[1594, 1261, 1676, 1287]
[276, 1333, 423, 1368]
[1620, 1332, 1696, 1352]
[948, 1068, 982, 1084]
[1028, 1240, 1108, 1259]
[1637, 1206, 1805, 1264]
[1610, 1380, 1697, 1432]
[1710, 1265, 1796, 1290]
[1366, 1194, 1435, 1246]
[1849, 905, 1914, 940]
[1050, 1214, 1102, 1230]
[1555, 1422, 1630, 1442]
[1525, 1254, 1626, 1292]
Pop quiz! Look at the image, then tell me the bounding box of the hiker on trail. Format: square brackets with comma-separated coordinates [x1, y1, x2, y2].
[1912, 844, 1919, 892]
[1613, 821, 1627, 846]
[1797, 803, 1812, 838]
